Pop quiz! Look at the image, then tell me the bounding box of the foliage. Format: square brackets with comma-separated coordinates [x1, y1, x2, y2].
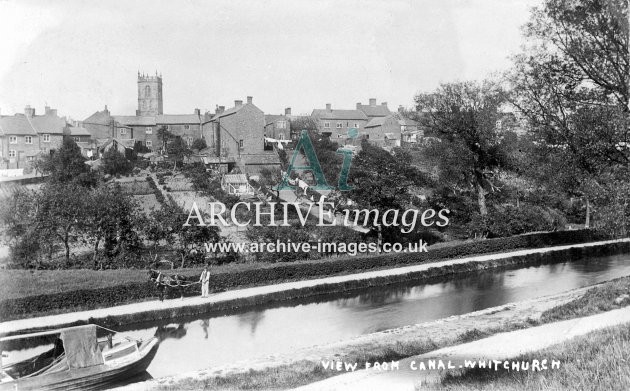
[290, 116, 319, 132]
[166, 136, 192, 168]
[347, 140, 431, 240]
[101, 147, 133, 176]
[38, 137, 97, 187]
[191, 138, 207, 151]
[415, 80, 514, 217]
[510, 0, 629, 227]
[468, 203, 567, 238]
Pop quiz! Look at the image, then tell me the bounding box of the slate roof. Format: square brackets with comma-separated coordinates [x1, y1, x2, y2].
[68, 126, 92, 136]
[365, 116, 388, 128]
[113, 116, 156, 126]
[208, 105, 246, 122]
[30, 114, 67, 134]
[0, 115, 37, 135]
[156, 114, 200, 124]
[83, 110, 112, 125]
[398, 117, 419, 126]
[311, 109, 368, 121]
[357, 104, 391, 118]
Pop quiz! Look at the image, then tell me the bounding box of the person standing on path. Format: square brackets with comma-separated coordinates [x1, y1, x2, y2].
[200, 266, 210, 297]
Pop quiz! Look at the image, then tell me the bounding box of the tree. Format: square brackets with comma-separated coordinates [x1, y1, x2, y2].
[101, 148, 133, 176]
[348, 141, 430, 241]
[415, 80, 512, 217]
[191, 138, 207, 151]
[133, 140, 151, 154]
[166, 136, 191, 169]
[157, 126, 173, 152]
[510, 0, 629, 227]
[36, 182, 90, 264]
[84, 184, 144, 269]
[40, 137, 97, 187]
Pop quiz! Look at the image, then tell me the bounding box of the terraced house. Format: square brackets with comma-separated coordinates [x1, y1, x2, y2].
[311, 103, 368, 143]
[0, 105, 66, 169]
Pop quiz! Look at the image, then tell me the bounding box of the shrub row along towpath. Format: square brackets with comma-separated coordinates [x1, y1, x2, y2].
[293, 306, 630, 391]
[1, 238, 627, 336]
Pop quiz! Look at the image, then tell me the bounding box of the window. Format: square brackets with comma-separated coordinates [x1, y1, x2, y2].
[73, 137, 80, 142]
[146, 127, 153, 134]
[43, 134, 50, 142]
[336, 122, 343, 129]
[279, 133, 285, 140]
[146, 140, 153, 147]
[120, 128, 127, 135]
[187, 137, 194, 146]
[26, 156, 34, 162]
[9, 150, 16, 158]
[354, 123, 359, 128]
[9, 136, 17, 144]
[184, 125, 190, 130]
[277, 121, 286, 129]
[239, 139, 244, 148]
[25, 136, 32, 144]
[324, 122, 330, 128]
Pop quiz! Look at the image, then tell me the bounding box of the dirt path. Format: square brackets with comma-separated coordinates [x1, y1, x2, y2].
[1, 239, 627, 337]
[293, 307, 630, 391]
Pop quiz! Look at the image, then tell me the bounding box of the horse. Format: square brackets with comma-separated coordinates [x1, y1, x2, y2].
[147, 269, 190, 301]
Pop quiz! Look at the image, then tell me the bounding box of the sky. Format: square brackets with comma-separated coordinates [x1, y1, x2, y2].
[0, 0, 541, 119]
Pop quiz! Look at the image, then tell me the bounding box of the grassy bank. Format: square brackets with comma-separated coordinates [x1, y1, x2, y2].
[431, 323, 630, 391]
[153, 274, 630, 390]
[0, 230, 614, 321]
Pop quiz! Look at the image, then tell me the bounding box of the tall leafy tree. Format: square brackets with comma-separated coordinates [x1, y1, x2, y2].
[510, 0, 629, 227]
[415, 80, 512, 217]
[39, 137, 97, 187]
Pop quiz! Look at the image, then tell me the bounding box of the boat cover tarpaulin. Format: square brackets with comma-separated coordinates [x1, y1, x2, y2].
[60, 325, 104, 369]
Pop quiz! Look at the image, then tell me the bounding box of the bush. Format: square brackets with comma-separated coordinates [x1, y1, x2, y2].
[469, 204, 567, 238]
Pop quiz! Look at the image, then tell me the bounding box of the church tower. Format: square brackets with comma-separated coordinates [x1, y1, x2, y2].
[136, 71, 163, 116]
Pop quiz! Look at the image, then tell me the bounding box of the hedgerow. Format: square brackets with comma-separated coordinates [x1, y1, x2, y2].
[0, 229, 614, 321]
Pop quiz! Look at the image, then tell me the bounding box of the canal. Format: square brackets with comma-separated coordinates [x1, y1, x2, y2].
[4, 253, 630, 381]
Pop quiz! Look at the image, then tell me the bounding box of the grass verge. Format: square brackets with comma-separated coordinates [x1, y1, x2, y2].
[431, 323, 630, 391]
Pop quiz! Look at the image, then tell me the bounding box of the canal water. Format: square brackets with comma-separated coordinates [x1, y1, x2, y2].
[4, 254, 630, 380]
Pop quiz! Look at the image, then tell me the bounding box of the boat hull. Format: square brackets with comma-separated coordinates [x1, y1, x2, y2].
[1, 338, 159, 391]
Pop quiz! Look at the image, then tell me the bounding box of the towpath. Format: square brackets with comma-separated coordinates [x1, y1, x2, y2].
[1, 238, 627, 336]
[293, 306, 630, 391]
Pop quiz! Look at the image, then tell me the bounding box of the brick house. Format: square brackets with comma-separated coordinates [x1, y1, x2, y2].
[263, 107, 293, 149]
[311, 103, 368, 143]
[0, 105, 67, 169]
[83, 106, 131, 142]
[202, 96, 279, 173]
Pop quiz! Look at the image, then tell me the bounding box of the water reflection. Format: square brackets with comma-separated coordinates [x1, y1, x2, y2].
[5, 254, 629, 380]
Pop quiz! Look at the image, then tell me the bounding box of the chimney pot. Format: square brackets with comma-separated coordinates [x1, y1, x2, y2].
[356, 102, 361, 109]
[369, 98, 376, 106]
[284, 107, 291, 116]
[194, 108, 200, 115]
[326, 103, 332, 111]
[235, 100, 243, 107]
[247, 96, 253, 104]
[381, 102, 387, 107]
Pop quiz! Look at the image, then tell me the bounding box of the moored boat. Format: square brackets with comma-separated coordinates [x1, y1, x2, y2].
[0, 325, 159, 391]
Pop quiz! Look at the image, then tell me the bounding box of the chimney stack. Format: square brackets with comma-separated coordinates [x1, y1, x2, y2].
[217, 106, 225, 114]
[24, 105, 35, 117]
[45, 106, 51, 115]
[398, 105, 404, 113]
[285, 107, 291, 116]
[247, 96, 253, 104]
[369, 98, 376, 106]
[381, 102, 387, 107]
[326, 103, 332, 111]
[356, 102, 361, 109]
[194, 108, 200, 116]
[235, 100, 243, 107]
